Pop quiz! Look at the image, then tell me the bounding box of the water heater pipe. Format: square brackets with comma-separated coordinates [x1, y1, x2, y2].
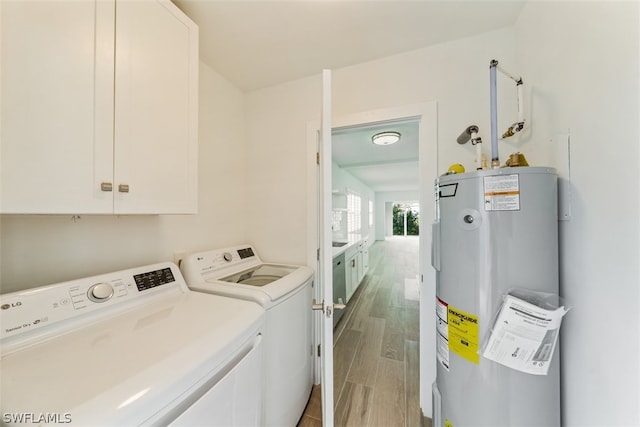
[496, 63, 525, 139]
[495, 63, 520, 83]
[456, 125, 479, 144]
[456, 125, 485, 170]
[490, 60, 499, 167]
[517, 80, 524, 124]
[470, 130, 483, 170]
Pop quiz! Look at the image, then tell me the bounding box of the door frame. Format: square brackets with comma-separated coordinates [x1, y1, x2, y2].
[306, 100, 439, 419]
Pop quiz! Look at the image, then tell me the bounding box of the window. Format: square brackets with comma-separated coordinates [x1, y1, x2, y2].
[347, 191, 361, 233]
[332, 210, 344, 234]
[392, 202, 419, 236]
[369, 200, 373, 228]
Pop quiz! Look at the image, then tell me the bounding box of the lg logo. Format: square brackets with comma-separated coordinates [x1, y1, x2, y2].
[1, 302, 22, 310]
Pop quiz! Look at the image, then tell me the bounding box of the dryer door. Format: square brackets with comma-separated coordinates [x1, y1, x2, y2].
[167, 334, 263, 426]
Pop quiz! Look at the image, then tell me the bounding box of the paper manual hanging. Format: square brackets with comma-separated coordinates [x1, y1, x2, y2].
[482, 291, 570, 375]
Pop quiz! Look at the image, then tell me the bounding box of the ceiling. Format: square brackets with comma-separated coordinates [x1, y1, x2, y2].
[172, 0, 526, 193]
[333, 119, 420, 192]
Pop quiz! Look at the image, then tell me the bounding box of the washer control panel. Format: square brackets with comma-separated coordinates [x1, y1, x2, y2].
[87, 282, 115, 303]
[183, 245, 260, 280]
[0, 263, 185, 340]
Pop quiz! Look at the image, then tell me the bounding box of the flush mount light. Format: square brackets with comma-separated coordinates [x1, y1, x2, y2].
[372, 131, 401, 146]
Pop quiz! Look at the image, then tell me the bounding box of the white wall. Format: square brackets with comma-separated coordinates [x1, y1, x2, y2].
[245, 27, 516, 266]
[0, 62, 250, 292]
[515, 2, 640, 426]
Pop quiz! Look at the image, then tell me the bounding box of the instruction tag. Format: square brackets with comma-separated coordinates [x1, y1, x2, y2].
[483, 295, 568, 375]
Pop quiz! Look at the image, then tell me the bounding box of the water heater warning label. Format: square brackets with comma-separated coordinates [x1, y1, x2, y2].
[436, 297, 450, 371]
[436, 298, 480, 367]
[484, 174, 520, 211]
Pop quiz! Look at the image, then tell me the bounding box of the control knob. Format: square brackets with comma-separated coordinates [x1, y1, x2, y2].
[223, 252, 233, 262]
[87, 282, 114, 303]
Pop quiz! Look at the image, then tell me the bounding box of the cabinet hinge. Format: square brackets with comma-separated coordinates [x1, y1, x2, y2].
[317, 248, 320, 260]
[316, 152, 320, 165]
[317, 344, 321, 357]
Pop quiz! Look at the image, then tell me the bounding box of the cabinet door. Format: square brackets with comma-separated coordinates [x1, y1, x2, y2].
[362, 246, 369, 273]
[346, 255, 359, 302]
[332, 255, 346, 327]
[1, 0, 115, 214]
[356, 244, 364, 282]
[113, 0, 198, 214]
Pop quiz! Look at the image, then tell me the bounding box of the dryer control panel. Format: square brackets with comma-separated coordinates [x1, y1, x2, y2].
[0, 262, 187, 342]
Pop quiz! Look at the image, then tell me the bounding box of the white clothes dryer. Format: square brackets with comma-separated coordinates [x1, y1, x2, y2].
[180, 245, 314, 427]
[0, 262, 265, 426]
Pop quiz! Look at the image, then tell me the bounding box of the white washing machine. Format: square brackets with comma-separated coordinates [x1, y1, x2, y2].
[180, 245, 314, 427]
[0, 262, 265, 426]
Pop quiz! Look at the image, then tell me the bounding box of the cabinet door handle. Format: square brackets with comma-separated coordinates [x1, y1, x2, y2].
[118, 184, 130, 193]
[100, 182, 113, 192]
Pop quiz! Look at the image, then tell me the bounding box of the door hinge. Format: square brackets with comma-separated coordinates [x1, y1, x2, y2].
[317, 344, 321, 357]
[317, 248, 320, 260]
[316, 152, 320, 165]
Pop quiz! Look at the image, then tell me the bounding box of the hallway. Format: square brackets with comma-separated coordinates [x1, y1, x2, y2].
[299, 236, 428, 426]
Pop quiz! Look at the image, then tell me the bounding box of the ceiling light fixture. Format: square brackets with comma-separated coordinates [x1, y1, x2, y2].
[371, 131, 401, 146]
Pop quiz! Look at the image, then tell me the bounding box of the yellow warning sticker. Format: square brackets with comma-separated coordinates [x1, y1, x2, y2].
[447, 305, 479, 364]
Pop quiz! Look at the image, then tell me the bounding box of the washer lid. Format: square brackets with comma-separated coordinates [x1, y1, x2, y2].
[197, 265, 314, 304]
[0, 292, 264, 426]
[219, 264, 299, 286]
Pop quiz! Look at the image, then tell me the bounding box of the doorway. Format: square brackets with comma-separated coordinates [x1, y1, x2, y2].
[332, 235, 421, 424]
[306, 101, 439, 424]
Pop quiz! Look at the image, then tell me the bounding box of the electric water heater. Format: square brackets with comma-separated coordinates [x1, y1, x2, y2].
[432, 167, 560, 427]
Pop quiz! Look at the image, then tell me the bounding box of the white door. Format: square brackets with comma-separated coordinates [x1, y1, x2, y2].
[318, 69, 336, 426]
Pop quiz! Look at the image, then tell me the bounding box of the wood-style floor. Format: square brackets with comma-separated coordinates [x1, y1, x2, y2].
[298, 236, 432, 427]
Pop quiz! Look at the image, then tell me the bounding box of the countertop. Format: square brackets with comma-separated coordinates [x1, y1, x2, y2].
[332, 234, 367, 258]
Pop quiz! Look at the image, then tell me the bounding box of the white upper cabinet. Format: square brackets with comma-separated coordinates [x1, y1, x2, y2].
[1, 0, 198, 214]
[113, 0, 198, 214]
